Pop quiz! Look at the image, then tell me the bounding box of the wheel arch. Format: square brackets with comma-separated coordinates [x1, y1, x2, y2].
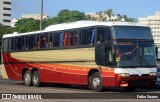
[87, 68, 100, 85]
[31, 68, 39, 74]
[22, 68, 29, 80]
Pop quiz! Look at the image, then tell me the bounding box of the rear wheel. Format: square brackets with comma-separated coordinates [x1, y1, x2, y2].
[23, 71, 32, 86]
[32, 71, 41, 87]
[89, 72, 104, 92]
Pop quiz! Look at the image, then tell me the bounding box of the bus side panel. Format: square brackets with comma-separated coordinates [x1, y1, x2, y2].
[41, 63, 88, 85]
[2, 53, 22, 80]
[10, 48, 95, 85]
[101, 68, 115, 86]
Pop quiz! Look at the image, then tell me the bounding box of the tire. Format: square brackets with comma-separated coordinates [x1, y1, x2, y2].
[124, 87, 136, 92]
[23, 71, 32, 86]
[32, 71, 41, 87]
[89, 72, 104, 92]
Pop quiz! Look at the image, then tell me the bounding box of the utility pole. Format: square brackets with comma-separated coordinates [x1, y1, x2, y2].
[40, 0, 43, 30]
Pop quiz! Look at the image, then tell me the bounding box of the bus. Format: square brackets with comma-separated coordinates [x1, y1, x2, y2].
[1, 21, 157, 92]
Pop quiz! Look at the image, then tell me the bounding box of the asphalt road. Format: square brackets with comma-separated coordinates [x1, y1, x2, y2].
[0, 66, 160, 102]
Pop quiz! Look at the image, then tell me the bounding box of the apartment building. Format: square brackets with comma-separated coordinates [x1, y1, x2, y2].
[22, 14, 49, 20]
[0, 0, 12, 27]
[138, 11, 160, 52]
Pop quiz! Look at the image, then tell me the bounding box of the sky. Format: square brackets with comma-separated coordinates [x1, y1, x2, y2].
[12, 0, 160, 19]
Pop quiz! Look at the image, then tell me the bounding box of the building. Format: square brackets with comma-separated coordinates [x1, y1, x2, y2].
[11, 18, 19, 27]
[86, 13, 118, 21]
[138, 11, 160, 52]
[22, 14, 49, 20]
[0, 0, 12, 27]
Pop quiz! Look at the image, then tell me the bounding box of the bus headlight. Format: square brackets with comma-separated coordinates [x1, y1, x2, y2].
[117, 73, 130, 77]
[150, 72, 157, 76]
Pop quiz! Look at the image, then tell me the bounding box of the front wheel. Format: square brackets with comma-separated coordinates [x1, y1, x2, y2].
[89, 72, 104, 92]
[23, 71, 32, 86]
[32, 71, 41, 87]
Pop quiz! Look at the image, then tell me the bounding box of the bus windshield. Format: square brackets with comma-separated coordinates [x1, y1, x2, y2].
[113, 26, 153, 39]
[116, 41, 156, 67]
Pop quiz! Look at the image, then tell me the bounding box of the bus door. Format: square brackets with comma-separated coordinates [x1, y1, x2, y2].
[95, 43, 115, 66]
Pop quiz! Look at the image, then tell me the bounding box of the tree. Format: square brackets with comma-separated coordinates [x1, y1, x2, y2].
[122, 15, 134, 22]
[57, 9, 87, 23]
[96, 11, 106, 21]
[0, 25, 12, 52]
[104, 9, 114, 21]
[13, 18, 40, 33]
[116, 14, 123, 21]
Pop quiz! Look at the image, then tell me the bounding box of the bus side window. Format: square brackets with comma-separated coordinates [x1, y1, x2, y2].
[97, 27, 111, 44]
[28, 35, 36, 50]
[80, 28, 94, 46]
[45, 34, 49, 49]
[80, 29, 90, 45]
[38, 34, 47, 49]
[49, 33, 53, 48]
[16, 37, 22, 50]
[53, 33, 60, 47]
[8, 38, 12, 51]
[38, 35, 40, 49]
[64, 31, 70, 47]
[11, 38, 15, 51]
[25, 36, 28, 50]
[22, 36, 27, 50]
[70, 31, 77, 46]
[3, 39, 8, 52]
[90, 28, 95, 45]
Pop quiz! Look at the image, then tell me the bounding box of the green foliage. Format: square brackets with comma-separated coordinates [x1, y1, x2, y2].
[57, 9, 87, 23]
[104, 9, 114, 21]
[0, 25, 12, 45]
[88, 9, 134, 22]
[13, 18, 40, 33]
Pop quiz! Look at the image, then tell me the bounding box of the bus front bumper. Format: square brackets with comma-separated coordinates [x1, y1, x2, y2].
[115, 76, 157, 87]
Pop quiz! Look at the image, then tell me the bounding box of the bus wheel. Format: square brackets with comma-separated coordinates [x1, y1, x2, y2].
[89, 72, 104, 92]
[23, 71, 32, 86]
[32, 71, 41, 87]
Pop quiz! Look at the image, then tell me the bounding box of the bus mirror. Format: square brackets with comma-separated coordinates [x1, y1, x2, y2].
[155, 46, 159, 60]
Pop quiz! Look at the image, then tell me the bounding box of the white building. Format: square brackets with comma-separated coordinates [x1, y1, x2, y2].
[138, 11, 160, 51]
[22, 14, 49, 20]
[0, 0, 12, 27]
[11, 18, 19, 27]
[86, 13, 118, 21]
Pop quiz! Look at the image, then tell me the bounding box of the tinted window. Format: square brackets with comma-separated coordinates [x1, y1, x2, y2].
[11, 38, 15, 51]
[70, 31, 78, 46]
[80, 28, 95, 45]
[3, 39, 8, 52]
[49, 33, 53, 48]
[53, 33, 62, 47]
[16, 37, 23, 50]
[97, 27, 111, 44]
[28, 35, 36, 49]
[113, 26, 152, 39]
[64, 31, 70, 47]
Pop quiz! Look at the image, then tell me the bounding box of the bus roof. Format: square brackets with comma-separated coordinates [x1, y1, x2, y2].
[3, 21, 149, 38]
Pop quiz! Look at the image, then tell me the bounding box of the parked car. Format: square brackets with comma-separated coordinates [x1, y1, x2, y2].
[156, 67, 160, 85]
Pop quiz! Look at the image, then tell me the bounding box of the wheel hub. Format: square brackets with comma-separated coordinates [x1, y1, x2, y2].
[33, 75, 38, 84]
[93, 78, 100, 88]
[25, 74, 30, 84]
